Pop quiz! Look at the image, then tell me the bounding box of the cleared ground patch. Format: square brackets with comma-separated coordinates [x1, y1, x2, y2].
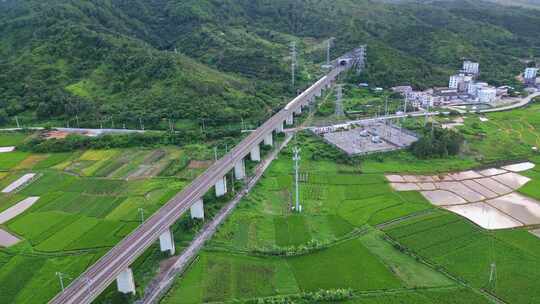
[388, 165, 540, 229]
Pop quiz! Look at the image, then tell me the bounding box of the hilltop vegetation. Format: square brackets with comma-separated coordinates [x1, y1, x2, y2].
[1, 0, 539, 130]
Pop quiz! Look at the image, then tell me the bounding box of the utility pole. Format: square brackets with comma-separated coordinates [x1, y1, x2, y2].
[139, 118, 144, 131]
[56, 272, 69, 292]
[214, 147, 218, 162]
[15, 116, 20, 129]
[76, 115, 80, 128]
[403, 95, 408, 115]
[335, 84, 344, 117]
[292, 146, 302, 213]
[291, 41, 297, 91]
[138, 208, 145, 224]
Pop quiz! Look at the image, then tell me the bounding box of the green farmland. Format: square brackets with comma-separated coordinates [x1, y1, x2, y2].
[162, 124, 540, 304]
[3, 102, 540, 304]
[162, 134, 484, 303]
[0, 131, 217, 303]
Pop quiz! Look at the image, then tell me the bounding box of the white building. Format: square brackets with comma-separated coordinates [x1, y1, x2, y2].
[463, 60, 479, 75]
[524, 68, 538, 83]
[478, 87, 497, 104]
[449, 74, 473, 92]
[468, 82, 489, 97]
[449, 75, 460, 89]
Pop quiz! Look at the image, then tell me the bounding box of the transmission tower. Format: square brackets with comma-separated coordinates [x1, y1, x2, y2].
[291, 41, 297, 90]
[487, 205, 497, 290]
[335, 84, 344, 117]
[292, 146, 302, 213]
[322, 37, 335, 70]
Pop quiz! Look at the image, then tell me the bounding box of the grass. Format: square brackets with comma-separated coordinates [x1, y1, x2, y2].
[458, 103, 540, 162]
[358, 227, 454, 288]
[11, 253, 97, 304]
[288, 239, 402, 292]
[344, 287, 491, 303]
[384, 211, 540, 304]
[274, 215, 311, 246]
[162, 252, 299, 304]
[35, 216, 99, 252]
[7, 211, 79, 244]
[0, 142, 195, 304]
[0, 152, 29, 170]
[0, 132, 28, 146]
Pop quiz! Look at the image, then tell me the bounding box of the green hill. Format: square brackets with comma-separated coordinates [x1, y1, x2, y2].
[0, 0, 539, 130]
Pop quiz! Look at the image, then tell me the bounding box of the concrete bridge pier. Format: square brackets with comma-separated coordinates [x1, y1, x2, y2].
[286, 114, 294, 125]
[190, 199, 204, 219]
[275, 122, 284, 133]
[250, 145, 261, 162]
[116, 268, 136, 295]
[234, 159, 245, 180]
[159, 228, 175, 255]
[264, 133, 273, 146]
[294, 107, 302, 115]
[215, 176, 227, 197]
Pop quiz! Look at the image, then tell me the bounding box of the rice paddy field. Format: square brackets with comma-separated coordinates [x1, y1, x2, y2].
[0, 131, 214, 303]
[3, 102, 540, 304]
[162, 122, 540, 304]
[160, 135, 476, 303]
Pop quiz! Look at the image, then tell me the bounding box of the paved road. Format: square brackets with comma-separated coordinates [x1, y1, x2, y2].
[49, 63, 348, 303]
[448, 92, 540, 114]
[478, 92, 540, 113]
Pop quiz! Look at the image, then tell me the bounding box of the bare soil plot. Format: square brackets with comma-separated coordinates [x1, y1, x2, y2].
[491, 173, 530, 190]
[416, 176, 435, 183]
[474, 177, 513, 195]
[403, 175, 419, 182]
[478, 168, 507, 177]
[389, 183, 420, 191]
[462, 180, 498, 199]
[1, 174, 36, 193]
[487, 193, 540, 225]
[385, 175, 404, 183]
[435, 181, 485, 202]
[0, 197, 40, 224]
[188, 160, 213, 169]
[448, 170, 483, 181]
[387, 167, 540, 230]
[418, 183, 436, 190]
[0, 229, 20, 247]
[127, 150, 168, 179]
[502, 162, 535, 172]
[444, 202, 523, 229]
[421, 190, 467, 206]
[0, 147, 15, 153]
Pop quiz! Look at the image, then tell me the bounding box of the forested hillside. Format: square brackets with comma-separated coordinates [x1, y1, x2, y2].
[1, 0, 539, 130]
